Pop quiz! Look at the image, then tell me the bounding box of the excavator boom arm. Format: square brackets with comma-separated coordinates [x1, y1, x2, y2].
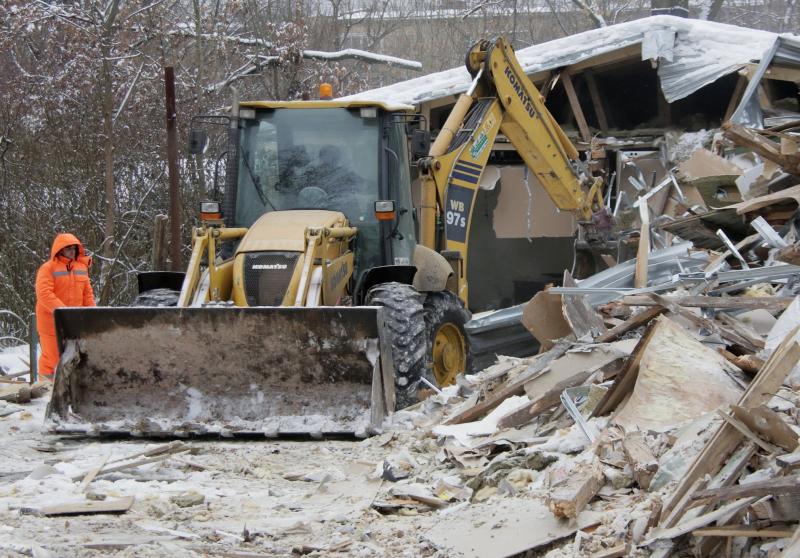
[487, 38, 590, 217]
[419, 36, 602, 306]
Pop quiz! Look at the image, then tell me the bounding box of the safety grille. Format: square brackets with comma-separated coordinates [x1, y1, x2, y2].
[243, 251, 300, 306]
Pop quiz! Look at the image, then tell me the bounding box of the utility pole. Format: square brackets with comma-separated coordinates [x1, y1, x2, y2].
[164, 66, 182, 271]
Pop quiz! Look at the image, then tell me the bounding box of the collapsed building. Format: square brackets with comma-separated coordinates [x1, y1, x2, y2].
[344, 14, 800, 368]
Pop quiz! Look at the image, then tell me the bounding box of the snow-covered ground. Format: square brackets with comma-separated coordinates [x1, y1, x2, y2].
[0, 344, 29, 381]
[0, 390, 455, 557]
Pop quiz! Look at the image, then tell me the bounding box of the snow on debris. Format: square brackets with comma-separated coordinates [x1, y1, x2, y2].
[0, 344, 29, 378]
[341, 15, 778, 106]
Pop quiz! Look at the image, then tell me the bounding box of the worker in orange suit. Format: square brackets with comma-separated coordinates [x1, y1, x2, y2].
[35, 233, 96, 379]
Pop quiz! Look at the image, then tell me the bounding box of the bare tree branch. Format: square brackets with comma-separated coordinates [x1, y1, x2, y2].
[570, 0, 607, 27]
[302, 48, 421, 70]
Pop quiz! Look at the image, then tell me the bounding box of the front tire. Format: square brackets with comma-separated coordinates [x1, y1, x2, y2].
[365, 282, 427, 409]
[423, 291, 471, 387]
[131, 288, 179, 307]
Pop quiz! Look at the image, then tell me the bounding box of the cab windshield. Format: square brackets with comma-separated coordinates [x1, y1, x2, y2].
[235, 108, 380, 229]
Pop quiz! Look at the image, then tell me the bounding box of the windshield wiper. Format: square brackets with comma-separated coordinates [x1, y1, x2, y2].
[241, 149, 277, 211]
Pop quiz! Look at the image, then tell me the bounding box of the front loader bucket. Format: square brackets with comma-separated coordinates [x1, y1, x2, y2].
[45, 307, 395, 437]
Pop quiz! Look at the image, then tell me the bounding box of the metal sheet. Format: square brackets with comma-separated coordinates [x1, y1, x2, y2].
[576, 242, 709, 306]
[732, 35, 800, 127]
[343, 16, 779, 107]
[465, 309, 538, 371]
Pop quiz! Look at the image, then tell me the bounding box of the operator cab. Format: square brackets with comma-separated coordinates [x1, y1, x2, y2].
[232, 102, 417, 284]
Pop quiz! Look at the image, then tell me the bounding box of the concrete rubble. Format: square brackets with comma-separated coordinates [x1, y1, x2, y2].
[3, 125, 800, 557]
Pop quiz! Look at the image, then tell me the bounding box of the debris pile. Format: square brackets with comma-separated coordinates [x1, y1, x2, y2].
[368, 124, 800, 556]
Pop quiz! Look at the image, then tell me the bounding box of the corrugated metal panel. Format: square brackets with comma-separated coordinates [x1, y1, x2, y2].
[342, 15, 780, 108]
[732, 35, 800, 126]
[774, 35, 800, 65]
[656, 22, 776, 103]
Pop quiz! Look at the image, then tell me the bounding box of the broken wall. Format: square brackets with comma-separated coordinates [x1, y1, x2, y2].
[467, 167, 576, 312]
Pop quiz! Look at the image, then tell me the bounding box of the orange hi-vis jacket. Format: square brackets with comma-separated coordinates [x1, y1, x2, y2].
[35, 233, 95, 374]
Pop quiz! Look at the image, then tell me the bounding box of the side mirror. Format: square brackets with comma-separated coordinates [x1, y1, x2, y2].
[410, 129, 431, 160]
[188, 129, 208, 155]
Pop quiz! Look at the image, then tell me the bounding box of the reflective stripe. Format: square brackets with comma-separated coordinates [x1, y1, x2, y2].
[74, 270, 88, 276]
[52, 270, 88, 277]
[52, 271, 70, 277]
[451, 171, 479, 184]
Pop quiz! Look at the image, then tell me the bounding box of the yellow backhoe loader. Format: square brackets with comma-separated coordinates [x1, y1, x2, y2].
[46, 37, 605, 437]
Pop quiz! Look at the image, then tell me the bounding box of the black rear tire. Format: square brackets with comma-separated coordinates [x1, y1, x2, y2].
[131, 288, 180, 307]
[423, 291, 472, 387]
[365, 282, 427, 409]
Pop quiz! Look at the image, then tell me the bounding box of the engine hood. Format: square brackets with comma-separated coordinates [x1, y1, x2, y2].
[236, 210, 349, 253]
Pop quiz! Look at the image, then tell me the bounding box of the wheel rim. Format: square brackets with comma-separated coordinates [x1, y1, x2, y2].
[432, 323, 466, 387]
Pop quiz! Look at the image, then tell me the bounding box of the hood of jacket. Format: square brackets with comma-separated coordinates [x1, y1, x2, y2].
[50, 233, 91, 266]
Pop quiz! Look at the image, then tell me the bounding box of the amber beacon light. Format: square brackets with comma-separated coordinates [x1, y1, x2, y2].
[319, 83, 333, 100]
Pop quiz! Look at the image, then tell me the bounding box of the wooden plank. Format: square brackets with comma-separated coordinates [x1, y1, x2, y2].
[107, 441, 186, 465]
[692, 475, 800, 507]
[560, 71, 591, 143]
[645, 498, 757, 545]
[711, 443, 757, 490]
[0, 382, 48, 404]
[622, 432, 658, 490]
[659, 327, 800, 526]
[647, 293, 761, 353]
[496, 354, 628, 430]
[584, 71, 608, 132]
[590, 320, 659, 418]
[39, 496, 134, 516]
[548, 461, 603, 519]
[621, 295, 793, 312]
[444, 343, 569, 425]
[716, 313, 766, 350]
[635, 204, 650, 288]
[78, 453, 111, 492]
[376, 315, 396, 419]
[777, 451, 800, 469]
[722, 122, 800, 175]
[743, 62, 800, 83]
[723, 74, 748, 123]
[733, 354, 765, 375]
[600, 254, 617, 268]
[776, 243, 800, 266]
[70, 443, 190, 482]
[569, 44, 641, 73]
[679, 444, 758, 557]
[659, 477, 713, 532]
[758, 83, 774, 110]
[731, 405, 799, 452]
[591, 543, 629, 557]
[748, 495, 800, 524]
[497, 368, 595, 429]
[693, 525, 795, 538]
[595, 306, 665, 344]
[83, 535, 177, 550]
[717, 409, 781, 454]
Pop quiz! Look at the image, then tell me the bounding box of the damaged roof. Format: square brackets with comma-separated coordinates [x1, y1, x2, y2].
[341, 15, 785, 106]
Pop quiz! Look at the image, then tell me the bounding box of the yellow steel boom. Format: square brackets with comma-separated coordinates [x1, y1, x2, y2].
[418, 36, 604, 304]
